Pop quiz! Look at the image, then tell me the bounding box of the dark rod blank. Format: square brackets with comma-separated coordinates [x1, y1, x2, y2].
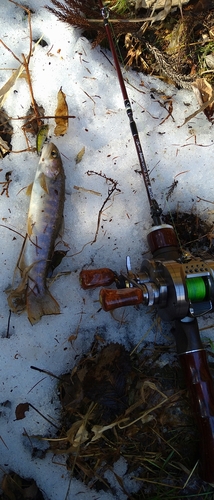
[98, 0, 162, 225]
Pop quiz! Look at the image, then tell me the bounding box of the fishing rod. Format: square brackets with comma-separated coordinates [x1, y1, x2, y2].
[80, 0, 214, 483]
[98, 0, 162, 226]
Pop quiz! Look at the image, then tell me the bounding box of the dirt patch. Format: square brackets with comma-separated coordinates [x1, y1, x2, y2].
[162, 210, 214, 254]
[45, 338, 214, 498]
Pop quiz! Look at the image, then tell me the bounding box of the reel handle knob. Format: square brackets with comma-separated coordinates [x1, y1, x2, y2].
[79, 268, 116, 289]
[99, 287, 143, 312]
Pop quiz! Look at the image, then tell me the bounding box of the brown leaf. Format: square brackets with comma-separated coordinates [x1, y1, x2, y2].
[66, 419, 88, 447]
[73, 184, 101, 196]
[192, 78, 214, 122]
[15, 402, 29, 420]
[75, 146, 85, 164]
[0, 64, 25, 108]
[0, 109, 13, 158]
[23, 104, 45, 136]
[54, 87, 68, 136]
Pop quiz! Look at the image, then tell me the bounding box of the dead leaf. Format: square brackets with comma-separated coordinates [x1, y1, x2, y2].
[141, 380, 168, 403]
[180, 79, 214, 126]
[54, 87, 68, 136]
[73, 184, 101, 196]
[136, 0, 189, 8]
[0, 64, 25, 108]
[0, 136, 10, 157]
[192, 78, 214, 122]
[66, 420, 88, 447]
[91, 422, 118, 442]
[23, 104, 45, 136]
[0, 109, 13, 158]
[73, 422, 89, 447]
[36, 124, 49, 153]
[151, 0, 172, 23]
[91, 416, 129, 442]
[75, 146, 85, 164]
[15, 402, 29, 420]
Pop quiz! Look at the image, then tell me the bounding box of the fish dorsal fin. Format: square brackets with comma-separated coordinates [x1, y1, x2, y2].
[39, 172, 49, 193]
[26, 182, 33, 196]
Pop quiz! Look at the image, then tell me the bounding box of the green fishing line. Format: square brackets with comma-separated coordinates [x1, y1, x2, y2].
[186, 277, 207, 302]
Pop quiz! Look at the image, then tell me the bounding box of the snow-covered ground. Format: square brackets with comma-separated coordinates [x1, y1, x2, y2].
[0, 1, 214, 498]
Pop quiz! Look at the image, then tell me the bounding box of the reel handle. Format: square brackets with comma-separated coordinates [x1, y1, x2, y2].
[175, 318, 214, 483]
[99, 287, 143, 311]
[79, 268, 116, 289]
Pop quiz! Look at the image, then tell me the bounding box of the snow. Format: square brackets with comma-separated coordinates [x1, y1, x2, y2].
[0, 0, 214, 499]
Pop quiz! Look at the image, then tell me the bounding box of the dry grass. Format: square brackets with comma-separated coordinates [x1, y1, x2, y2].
[47, 0, 214, 89]
[44, 337, 214, 499]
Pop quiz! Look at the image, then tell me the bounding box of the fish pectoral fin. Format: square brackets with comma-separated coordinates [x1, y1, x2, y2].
[7, 277, 28, 313]
[26, 288, 60, 325]
[6, 260, 37, 313]
[26, 182, 33, 196]
[39, 172, 49, 193]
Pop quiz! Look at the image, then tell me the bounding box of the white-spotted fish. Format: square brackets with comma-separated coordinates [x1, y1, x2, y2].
[7, 143, 65, 324]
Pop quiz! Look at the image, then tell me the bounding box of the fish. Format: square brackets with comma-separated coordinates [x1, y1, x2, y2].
[7, 142, 65, 324]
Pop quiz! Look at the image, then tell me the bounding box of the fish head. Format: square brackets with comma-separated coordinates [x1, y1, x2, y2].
[39, 143, 62, 179]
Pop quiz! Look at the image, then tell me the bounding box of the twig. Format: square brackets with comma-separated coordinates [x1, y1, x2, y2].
[1, 2, 44, 145]
[22, 53, 43, 131]
[6, 309, 11, 338]
[30, 365, 62, 380]
[86, 170, 121, 244]
[81, 89, 96, 116]
[0, 177, 12, 197]
[9, 0, 33, 60]
[86, 17, 156, 23]
[197, 196, 214, 204]
[0, 435, 9, 449]
[179, 92, 214, 126]
[0, 39, 21, 64]
[28, 403, 60, 430]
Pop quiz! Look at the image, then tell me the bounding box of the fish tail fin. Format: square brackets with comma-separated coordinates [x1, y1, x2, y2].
[27, 288, 60, 325]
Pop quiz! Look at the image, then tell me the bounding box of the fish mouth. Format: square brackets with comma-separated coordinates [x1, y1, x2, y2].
[39, 142, 61, 178]
[39, 142, 60, 163]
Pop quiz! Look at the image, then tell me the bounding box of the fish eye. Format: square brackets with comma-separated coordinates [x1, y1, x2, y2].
[51, 150, 58, 158]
